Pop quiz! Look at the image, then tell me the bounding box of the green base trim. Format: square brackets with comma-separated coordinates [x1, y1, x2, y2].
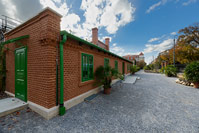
[59, 106, 66, 116]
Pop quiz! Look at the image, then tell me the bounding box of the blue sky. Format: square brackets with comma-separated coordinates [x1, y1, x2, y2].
[0, 0, 199, 63]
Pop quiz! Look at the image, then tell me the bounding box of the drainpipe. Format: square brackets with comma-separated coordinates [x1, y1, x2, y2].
[59, 33, 67, 115]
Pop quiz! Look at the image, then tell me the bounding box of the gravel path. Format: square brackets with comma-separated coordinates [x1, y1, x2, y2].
[1, 70, 199, 133]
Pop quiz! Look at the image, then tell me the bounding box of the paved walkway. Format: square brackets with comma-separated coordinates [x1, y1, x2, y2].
[123, 75, 138, 84]
[0, 98, 27, 117]
[1, 71, 199, 132]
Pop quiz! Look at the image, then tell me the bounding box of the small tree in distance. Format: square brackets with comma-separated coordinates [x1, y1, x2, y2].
[137, 60, 146, 69]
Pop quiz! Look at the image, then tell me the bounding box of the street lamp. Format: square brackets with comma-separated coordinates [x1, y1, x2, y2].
[173, 35, 178, 66]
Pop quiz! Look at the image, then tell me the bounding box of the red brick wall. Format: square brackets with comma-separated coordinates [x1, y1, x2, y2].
[5, 9, 61, 108]
[63, 38, 132, 101]
[4, 8, 132, 109]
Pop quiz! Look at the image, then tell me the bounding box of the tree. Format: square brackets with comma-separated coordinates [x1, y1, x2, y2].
[178, 23, 199, 47]
[137, 60, 146, 69]
[175, 23, 199, 64]
[175, 43, 199, 64]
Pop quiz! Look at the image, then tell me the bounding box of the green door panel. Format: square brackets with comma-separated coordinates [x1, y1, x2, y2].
[15, 47, 27, 102]
[122, 62, 125, 75]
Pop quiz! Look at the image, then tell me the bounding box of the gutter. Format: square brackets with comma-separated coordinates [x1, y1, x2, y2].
[59, 32, 67, 116]
[60, 30, 132, 64]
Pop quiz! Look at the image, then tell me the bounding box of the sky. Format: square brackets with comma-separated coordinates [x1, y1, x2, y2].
[0, 0, 199, 64]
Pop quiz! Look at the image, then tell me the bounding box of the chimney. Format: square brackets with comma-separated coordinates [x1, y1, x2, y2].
[105, 38, 110, 51]
[92, 27, 98, 45]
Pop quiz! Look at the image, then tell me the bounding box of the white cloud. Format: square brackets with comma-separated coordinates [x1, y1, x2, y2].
[145, 56, 153, 65]
[81, 0, 136, 34]
[110, 44, 125, 56]
[112, 43, 117, 46]
[170, 32, 177, 35]
[183, 0, 198, 6]
[146, 0, 169, 13]
[1, 0, 17, 19]
[148, 37, 160, 43]
[110, 43, 141, 57]
[39, 0, 69, 15]
[146, 1, 162, 14]
[146, 0, 195, 13]
[144, 38, 173, 54]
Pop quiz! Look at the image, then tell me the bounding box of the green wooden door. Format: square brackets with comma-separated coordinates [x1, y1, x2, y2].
[15, 47, 27, 102]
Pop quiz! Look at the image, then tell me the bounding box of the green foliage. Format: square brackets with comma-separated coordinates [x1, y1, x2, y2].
[144, 65, 150, 70]
[118, 73, 125, 80]
[185, 61, 199, 83]
[144, 64, 154, 70]
[136, 66, 140, 71]
[94, 65, 119, 89]
[149, 64, 155, 70]
[130, 65, 138, 74]
[137, 60, 146, 69]
[159, 23, 199, 65]
[178, 23, 199, 47]
[160, 67, 165, 74]
[165, 65, 177, 77]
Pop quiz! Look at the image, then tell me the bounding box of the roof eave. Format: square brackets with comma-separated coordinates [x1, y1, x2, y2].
[60, 30, 132, 63]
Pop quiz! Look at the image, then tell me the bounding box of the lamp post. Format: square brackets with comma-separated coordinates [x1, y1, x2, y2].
[173, 35, 178, 66]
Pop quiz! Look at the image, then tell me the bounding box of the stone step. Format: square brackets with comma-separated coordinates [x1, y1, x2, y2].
[0, 98, 28, 117]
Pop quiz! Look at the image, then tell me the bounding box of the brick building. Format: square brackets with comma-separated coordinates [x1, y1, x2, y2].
[123, 52, 145, 65]
[1, 8, 132, 119]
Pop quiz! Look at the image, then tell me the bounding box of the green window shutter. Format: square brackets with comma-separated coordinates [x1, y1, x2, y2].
[81, 53, 94, 82]
[115, 60, 118, 71]
[104, 58, 109, 68]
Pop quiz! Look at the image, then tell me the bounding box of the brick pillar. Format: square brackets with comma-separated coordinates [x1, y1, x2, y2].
[38, 8, 62, 108]
[92, 27, 98, 45]
[105, 38, 110, 51]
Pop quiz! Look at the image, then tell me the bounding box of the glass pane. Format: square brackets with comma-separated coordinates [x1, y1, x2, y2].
[89, 56, 93, 78]
[83, 55, 88, 79]
[105, 59, 109, 68]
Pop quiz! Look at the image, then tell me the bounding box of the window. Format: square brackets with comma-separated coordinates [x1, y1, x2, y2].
[127, 64, 130, 71]
[104, 58, 109, 68]
[115, 60, 118, 71]
[81, 53, 93, 82]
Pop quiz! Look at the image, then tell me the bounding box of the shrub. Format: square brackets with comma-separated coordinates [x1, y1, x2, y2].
[184, 61, 199, 83]
[149, 64, 154, 70]
[130, 65, 137, 74]
[94, 66, 119, 89]
[118, 73, 125, 80]
[165, 65, 177, 77]
[160, 67, 165, 74]
[144, 65, 150, 70]
[136, 66, 140, 71]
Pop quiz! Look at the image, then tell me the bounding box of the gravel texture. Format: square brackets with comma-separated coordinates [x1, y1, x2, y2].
[1, 70, 199, 133]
